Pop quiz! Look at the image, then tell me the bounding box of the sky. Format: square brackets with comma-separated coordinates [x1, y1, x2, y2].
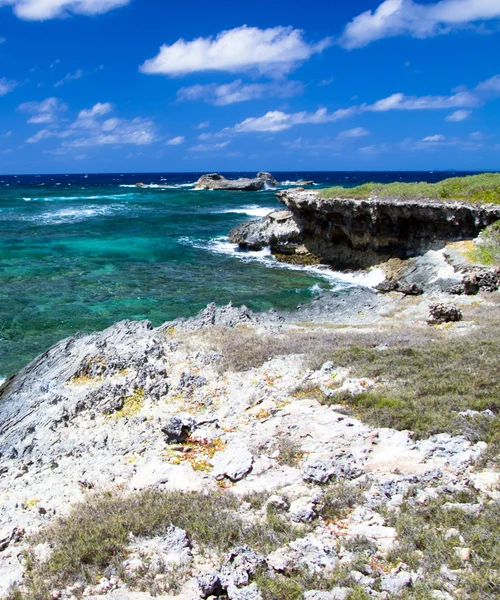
[0, 0, 499, 173]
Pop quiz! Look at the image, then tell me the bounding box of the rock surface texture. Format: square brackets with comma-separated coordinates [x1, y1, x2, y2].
[229, 190, 500, 269]
[194, 172, 277, 191]
[0, 283, 497, 599]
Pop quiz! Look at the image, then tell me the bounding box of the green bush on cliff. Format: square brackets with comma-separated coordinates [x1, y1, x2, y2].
[469, 220, 500, 265]
[320, 172, 500, 204]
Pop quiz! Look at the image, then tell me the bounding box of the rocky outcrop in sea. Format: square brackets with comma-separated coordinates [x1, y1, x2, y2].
[194, 172, 277, 191]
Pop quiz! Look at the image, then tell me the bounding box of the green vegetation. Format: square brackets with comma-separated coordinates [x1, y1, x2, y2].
[11, 489, 301, 600]
[320, 172, 500, 204]
[385, 491, 500, 599]
[469, 220, 500, 264]
[314, 310, 500, 460]
[319, 482, 368, 522]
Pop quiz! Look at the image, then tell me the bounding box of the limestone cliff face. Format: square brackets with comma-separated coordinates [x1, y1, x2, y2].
[230, 190, 500, 269]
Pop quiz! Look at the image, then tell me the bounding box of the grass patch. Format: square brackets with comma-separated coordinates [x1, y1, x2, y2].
[321, 315, 500, 451]
[320, 172, 500, 205]
[468, 220, 500, 265]
[274, 435, 305, 467]
[319, 482, 367, 523]
[113, 388, 145, 418]
[10, 489, 302, 599]
[385, 491, 500, 600]
[254, 567, 352, 600]
[194, 325, 430, 373]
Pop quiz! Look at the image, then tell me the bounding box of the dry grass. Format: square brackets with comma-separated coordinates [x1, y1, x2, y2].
[8, 489, 302, 600]
[193, 324, 434, 374]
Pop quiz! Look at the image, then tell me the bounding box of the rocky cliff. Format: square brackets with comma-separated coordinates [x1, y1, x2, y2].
[229, 190, 500, 269]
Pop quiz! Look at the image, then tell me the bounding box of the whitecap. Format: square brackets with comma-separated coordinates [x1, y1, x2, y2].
[23, 204, 126, 226]
[180, 235, 385, 291]
[218, 205, 274, 218]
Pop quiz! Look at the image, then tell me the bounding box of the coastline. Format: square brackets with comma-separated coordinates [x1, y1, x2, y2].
[1, 176, 500, 600]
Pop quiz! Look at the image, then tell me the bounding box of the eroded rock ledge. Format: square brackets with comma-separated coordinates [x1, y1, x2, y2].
[229, 190, 500, 269]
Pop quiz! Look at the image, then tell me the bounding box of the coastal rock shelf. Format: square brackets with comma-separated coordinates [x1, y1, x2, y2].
[229, 189, 500, 269]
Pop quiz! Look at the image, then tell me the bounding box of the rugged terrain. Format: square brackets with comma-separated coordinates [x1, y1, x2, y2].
[1, 250, 499, 599]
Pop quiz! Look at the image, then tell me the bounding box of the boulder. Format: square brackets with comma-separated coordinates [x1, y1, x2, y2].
[428, 303, 463, 324]
[228, 210, 302, 251]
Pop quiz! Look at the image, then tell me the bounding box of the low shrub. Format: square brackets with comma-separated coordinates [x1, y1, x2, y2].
[320, 172, 500, 205]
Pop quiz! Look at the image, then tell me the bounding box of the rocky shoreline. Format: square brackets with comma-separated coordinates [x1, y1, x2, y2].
[1, 191, 499, 600]
[229, 189, 500, 269]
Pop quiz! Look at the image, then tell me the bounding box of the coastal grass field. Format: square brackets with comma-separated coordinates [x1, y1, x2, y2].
[320, 172, 500, 204]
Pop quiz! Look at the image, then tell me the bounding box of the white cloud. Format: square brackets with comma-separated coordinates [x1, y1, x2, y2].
[0, 0, 130, 20]
[365, 74, 500, 112]
[445, 109, 471, 121]
[188, 141, 231, 152]
[25, 102, 157, 147]
[177, 79, 303, 106]
[18, 97, 68, 123]
[140, 26, 330, 77]
[366, 90, 478, 111]
[223, 73, 499, 138]
[476, 74, 500, 93]
[422, 134, 446, 142]
[196, 121, 210, 129]
[165, 136, 185, 146]
[340, 0, 500, 49]
[231, 107, 358, 133]
[0, 77, 17, 95]
[337, 127, 370, 138]
[54, 68, 83, 88]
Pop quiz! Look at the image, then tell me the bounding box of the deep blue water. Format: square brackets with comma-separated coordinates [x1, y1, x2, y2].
[0, 171, 487, 377]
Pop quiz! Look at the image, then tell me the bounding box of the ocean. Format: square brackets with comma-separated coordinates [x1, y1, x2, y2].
[0, 171, 481, 378]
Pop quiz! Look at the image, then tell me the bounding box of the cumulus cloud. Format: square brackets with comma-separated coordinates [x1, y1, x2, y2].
[0, 0, 130, 20]
[231, 107, 358, 133]
[445, 109, 471, 121]
[340, 0, 500, 49]
[223, 73, 499, 137]
[18, 97, 68, 123]
[165, 136, 185, 146]
[140, 26, 330, 77]
[25, 102, 157, 147]
[177, 79, 303, 106]
[0, 77, 17, 95]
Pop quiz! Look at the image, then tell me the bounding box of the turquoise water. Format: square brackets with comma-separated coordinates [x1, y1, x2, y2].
[0, 171, 481, 377]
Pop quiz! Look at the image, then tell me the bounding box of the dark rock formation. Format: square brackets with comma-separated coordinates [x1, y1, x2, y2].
[230, 189, 500, 269]
[428, 303, 463, 324]
[194, 172, 277, 191]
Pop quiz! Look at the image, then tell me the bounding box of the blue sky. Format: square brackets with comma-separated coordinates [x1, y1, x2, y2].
[0, 0, 499, 173]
